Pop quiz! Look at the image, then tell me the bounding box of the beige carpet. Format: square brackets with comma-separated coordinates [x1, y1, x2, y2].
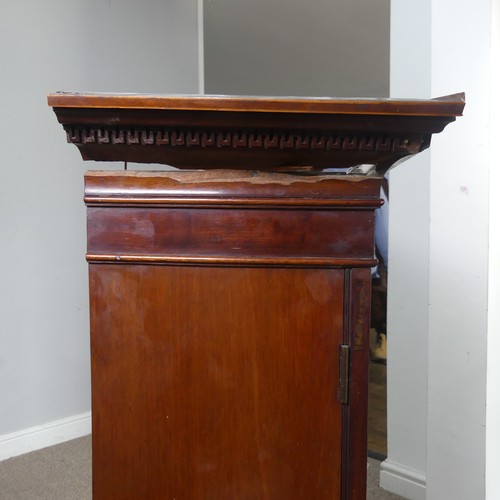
[0, 436, 403, 499]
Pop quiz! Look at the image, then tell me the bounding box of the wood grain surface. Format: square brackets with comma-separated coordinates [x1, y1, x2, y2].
[48, 92, 465, 116]
[90, 265, 345, 500]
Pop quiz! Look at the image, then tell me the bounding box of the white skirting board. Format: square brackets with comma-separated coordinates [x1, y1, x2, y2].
[380, 459, 427, 500]
[0, 412, 91, 462]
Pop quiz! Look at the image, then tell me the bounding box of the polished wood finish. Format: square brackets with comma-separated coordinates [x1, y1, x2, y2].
[49, 93, 464, 171]
[48, 92, 463, 499]
[48, 92, 465, 115]
[85, 170, 380, 268]
[85, 170, 377, 499]
[90, 265, 345, 499]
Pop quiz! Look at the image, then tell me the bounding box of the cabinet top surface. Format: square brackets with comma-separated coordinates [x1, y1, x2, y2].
[48, 92, 465, 117]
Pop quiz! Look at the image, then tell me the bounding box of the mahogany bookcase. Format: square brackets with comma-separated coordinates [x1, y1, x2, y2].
[49, 93, 464, 499]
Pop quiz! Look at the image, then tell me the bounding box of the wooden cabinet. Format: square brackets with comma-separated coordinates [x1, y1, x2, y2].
[49, 93, 464, 499]
[85, 171, 377, 499]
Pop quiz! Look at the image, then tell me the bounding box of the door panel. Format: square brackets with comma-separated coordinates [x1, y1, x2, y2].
[90, 265, 345, 500]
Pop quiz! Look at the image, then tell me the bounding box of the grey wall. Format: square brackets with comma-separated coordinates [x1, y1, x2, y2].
[0, 0, 199, 440]
[204, 0, 390, 97]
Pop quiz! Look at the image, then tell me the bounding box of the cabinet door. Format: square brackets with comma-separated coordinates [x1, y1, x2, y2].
[90, 265, 345, 500]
